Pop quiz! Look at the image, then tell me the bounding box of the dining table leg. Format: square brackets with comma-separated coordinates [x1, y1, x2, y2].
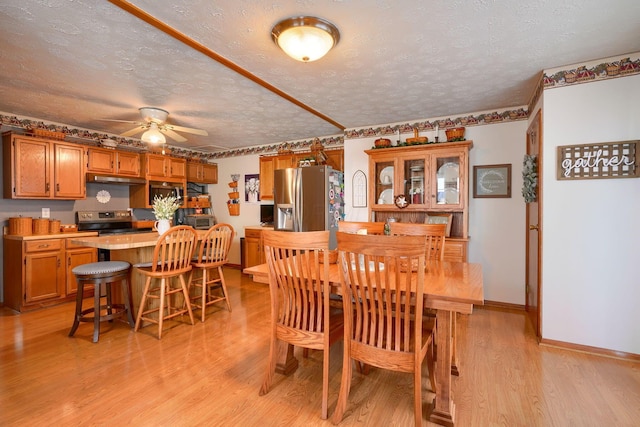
[429, 309, 456, 426]
[451, 314, 459, 376]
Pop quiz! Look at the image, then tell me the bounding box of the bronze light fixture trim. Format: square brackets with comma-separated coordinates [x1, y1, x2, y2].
[271, 16, 340, 63]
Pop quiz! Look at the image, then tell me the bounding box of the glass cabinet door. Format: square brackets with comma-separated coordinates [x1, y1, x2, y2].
[403, 158, 425, 205]
[433, 154, 462, 206]
[374, 161, 394, 205]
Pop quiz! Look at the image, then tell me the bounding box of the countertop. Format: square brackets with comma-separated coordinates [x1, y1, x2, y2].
[3, 231, 98, 241]
[70, 230, 207, 250]
[245, 225, 274, 230]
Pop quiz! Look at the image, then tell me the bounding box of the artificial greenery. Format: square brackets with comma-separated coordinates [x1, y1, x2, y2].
[522, 154, 538, 203]
[152, 194, 181, 220]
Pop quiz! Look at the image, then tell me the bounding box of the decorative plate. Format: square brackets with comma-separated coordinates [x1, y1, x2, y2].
[378, 188, 393, 204]
[379, 166, 394, 185]
[96, 190, 111, 204]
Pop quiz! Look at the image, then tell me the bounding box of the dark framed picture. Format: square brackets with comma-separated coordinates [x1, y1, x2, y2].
[473, 164, 511, 198]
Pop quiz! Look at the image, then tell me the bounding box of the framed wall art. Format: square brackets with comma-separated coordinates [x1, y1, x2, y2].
[473, 164, 512, 198]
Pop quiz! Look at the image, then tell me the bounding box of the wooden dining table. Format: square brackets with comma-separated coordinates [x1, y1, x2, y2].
[243, 259, 484, 426]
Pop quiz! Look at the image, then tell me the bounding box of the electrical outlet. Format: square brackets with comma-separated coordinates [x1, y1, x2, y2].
[42, 208, 50, 218]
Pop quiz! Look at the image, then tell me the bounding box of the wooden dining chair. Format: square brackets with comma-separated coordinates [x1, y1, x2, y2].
[134, 226, 198, 339]
[188, 223, 235, 322]
[338, 221, 386, 235]
[331, 232, 436, 426]
[259, 230, 344, 420]
[389, 222, 447, 261]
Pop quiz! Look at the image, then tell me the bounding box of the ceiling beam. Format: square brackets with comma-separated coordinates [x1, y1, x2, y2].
[108, 0, 346, 131]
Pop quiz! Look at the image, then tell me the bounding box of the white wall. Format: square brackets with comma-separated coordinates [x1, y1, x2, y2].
[344, 120, 527, 305]
[542, 74, 640, 354]
[211, 153, 267, 265]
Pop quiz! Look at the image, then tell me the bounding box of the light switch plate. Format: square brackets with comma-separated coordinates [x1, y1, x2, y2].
[42, 208, 50, 218]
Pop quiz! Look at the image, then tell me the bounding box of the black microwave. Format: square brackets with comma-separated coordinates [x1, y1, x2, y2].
[149, 181, 185, 206]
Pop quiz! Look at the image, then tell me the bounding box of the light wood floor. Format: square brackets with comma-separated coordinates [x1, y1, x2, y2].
[1, 268, 639, 426]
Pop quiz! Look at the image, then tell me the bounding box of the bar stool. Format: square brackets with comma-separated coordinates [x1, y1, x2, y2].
[68, 261, 135, 343]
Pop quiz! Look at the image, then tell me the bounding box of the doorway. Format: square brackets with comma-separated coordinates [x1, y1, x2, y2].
[525, 110, 542, 340]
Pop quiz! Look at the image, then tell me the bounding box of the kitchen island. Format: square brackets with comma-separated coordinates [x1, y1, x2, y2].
[70, 231, 206, 313]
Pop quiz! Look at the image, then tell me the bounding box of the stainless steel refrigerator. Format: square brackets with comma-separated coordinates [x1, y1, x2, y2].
[274, 166, 344, 249]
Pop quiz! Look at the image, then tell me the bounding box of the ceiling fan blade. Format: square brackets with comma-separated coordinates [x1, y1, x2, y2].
[161, 128, 187, 142]
[164, 123, 208, 136]
[120, 126, 147, 137]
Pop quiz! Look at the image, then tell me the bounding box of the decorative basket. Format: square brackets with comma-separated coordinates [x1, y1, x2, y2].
[48, 220, 61, 234]
[445, 127, 465, 141]
[32, 218, 50, 235]
[228, 191, 239, 199]
[228, 181, 238, 188]
[375, 138, 391, 148]
[227, 203, 240, 216]
[8, 217, 32, 236]
[29, 129, 66, 140]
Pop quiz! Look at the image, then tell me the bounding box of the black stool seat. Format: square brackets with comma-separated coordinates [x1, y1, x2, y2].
[69, 261, 135, 343]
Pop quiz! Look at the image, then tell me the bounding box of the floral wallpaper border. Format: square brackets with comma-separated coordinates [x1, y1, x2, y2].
[2, 52, 638, 160]
[528, 52, 640, 113]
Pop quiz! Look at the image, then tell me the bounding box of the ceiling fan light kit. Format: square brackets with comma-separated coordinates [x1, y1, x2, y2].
[271, 16, 340, 62]
[141, 122, 166, 144]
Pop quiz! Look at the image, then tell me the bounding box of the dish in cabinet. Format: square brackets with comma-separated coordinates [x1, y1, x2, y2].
[379, 166, 394, 185]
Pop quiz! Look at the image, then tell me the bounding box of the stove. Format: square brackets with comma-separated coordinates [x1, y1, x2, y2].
[76, 210, 144, 235]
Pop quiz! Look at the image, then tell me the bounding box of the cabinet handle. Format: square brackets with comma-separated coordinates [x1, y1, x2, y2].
[46, 183, 50, 191]
[38, 244, 50, 248]
[57, 259, 61, 267]
[56, 183, 60, 191]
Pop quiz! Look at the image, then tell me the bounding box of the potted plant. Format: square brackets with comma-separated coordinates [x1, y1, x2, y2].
[152, 194, 180, 235]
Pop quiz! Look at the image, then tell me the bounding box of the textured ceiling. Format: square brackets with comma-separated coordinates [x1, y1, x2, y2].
[0, 0, 639, 152]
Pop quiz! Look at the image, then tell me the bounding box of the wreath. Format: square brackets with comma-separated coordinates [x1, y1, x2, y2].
[522, 154, 538, 203]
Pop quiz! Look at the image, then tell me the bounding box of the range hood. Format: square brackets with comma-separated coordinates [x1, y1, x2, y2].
[86, 173, 146, 185]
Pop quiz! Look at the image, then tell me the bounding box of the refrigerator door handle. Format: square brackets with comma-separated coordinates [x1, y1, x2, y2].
[294, 169, 302, 231]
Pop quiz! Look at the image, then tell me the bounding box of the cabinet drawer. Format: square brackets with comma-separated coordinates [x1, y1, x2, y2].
[245, 229, 262, 239]
[25, 239, 64, 253]
[66, 240, 91, 250]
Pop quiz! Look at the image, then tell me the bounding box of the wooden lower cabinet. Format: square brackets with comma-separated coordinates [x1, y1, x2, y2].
[66, 244, 98, 295]
[3, 235, 98, 312]
[243, 228, 266, 270]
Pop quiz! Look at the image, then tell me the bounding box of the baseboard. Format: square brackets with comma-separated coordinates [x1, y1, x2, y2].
[540, 338, 640, 362]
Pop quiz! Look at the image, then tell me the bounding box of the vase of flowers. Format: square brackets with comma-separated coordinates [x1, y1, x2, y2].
[152, 194, 180, 235]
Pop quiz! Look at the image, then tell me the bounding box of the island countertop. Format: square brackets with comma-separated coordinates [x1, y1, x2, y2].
[70, 230, 207, 250]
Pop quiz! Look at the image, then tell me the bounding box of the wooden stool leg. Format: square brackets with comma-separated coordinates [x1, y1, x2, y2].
[121, 276, 135, 328]
[69, 282, 84, 337]
[106, 281, 114, 320]
[93, 282, 101, 343]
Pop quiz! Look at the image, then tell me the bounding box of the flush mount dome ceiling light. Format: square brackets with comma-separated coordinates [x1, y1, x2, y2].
[271, 16, 340, 62]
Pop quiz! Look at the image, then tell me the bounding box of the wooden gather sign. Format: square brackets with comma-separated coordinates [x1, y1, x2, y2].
[557, 140, 638, 180]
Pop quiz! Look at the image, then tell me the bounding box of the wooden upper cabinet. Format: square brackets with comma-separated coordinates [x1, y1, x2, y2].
[2, 133, 85, 199]
[144, 153, 186, 180]
[54, 143, 85, 199]
[86, 147, 114, 173]
[115, 151, 140, 176]
[86, 147, 140, 177]
[259, 156, 275, 200]
[187, 161, 218, 184]
[258, 148, 344, 200]
[325, 149, 344, 171]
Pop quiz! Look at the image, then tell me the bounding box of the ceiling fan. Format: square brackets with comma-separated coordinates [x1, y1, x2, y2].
[102, 107, 208, 144]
